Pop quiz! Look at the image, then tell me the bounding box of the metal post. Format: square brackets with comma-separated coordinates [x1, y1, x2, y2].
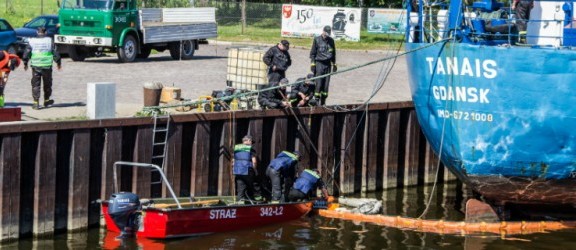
[241, 0, 246, 34]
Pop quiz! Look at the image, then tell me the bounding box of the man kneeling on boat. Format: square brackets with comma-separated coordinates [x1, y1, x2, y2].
[288, 168, 329, 202]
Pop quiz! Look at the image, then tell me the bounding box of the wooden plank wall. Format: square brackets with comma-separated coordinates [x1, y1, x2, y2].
[0, 102, 455, 242]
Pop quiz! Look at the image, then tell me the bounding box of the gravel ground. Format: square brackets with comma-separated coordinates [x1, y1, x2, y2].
[3, 41, 412, 121]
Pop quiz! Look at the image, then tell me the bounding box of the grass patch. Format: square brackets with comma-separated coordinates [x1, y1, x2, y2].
[217, 25, 403, 50]
[2, 0, 59, 27]
[3, 0, 403, 51]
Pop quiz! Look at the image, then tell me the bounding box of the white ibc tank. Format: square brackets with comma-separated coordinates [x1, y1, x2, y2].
[227, 47, 268, 91]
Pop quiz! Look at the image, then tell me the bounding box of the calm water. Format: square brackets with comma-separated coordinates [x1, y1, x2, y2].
[4, 182, 576, 249]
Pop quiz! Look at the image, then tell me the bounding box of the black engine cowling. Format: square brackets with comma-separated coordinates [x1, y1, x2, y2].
[108, 192, 140, 238]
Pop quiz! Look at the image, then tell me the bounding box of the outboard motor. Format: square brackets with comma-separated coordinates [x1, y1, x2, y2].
[108, 192, 140, 238]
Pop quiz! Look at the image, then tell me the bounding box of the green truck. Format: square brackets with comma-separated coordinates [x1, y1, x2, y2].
[55, 0, 217, 62]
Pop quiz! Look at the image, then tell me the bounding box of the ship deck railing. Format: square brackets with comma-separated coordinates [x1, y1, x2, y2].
[408, 0, 576, 48]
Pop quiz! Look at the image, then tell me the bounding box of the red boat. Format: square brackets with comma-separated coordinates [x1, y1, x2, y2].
[100, 162, 313, 239]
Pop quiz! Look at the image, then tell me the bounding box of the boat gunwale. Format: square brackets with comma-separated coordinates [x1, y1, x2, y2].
[99, 198, 314, 212]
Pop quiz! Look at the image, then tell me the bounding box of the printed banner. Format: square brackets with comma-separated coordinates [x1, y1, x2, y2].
[367, 8, 406, 34]
[281, 4, 362, 42]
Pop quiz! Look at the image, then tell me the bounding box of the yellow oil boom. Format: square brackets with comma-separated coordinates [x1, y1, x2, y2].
[319, 207, 576, 236]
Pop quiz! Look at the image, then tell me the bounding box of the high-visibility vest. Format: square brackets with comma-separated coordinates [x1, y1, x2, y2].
[233, 144, 253, 175]
[293, 169, 320, 194]
[29, 37, 54, 67]
[269, 151, 298, 171]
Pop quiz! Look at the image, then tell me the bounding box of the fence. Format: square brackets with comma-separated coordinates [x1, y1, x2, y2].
[0, 103, 456, 242]
[196, 1, 376, 29]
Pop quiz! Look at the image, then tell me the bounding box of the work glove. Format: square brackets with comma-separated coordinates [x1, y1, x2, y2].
[310, 64, 316, 73]
[332, 64, 338, 72]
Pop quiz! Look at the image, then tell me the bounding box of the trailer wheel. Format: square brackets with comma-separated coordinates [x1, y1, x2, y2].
[169, 40, 195, 60]
[137, 46, 152, 59]
[68, 46, 87, 62]
[117, 35, 137, 63]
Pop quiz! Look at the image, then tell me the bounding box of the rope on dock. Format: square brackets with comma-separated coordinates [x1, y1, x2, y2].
[141, 39, 450, 113]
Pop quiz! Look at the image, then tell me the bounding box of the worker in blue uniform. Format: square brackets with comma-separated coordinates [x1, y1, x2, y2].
[232, 135, 260, 202]
[266, 150, 300, 203]
[288, 168, 329, 201]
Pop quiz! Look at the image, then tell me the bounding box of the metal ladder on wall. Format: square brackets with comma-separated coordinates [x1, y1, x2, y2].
[151, 114, 170, 187]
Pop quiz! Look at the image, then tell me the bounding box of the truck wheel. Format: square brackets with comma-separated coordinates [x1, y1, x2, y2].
[137, 46, 152, 59]
[69, 46, 87, 62]
[117, 35, 137, 63]
[169, 40, 195, 60]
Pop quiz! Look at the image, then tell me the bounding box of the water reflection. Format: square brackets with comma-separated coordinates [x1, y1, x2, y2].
[4, 182, 576, 249]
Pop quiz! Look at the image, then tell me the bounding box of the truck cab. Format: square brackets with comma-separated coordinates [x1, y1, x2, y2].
[56, 0, 139, 61]
[56, 1, 217, 62]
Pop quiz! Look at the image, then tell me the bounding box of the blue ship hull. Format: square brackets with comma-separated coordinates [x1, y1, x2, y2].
[406, 42, 576, 205]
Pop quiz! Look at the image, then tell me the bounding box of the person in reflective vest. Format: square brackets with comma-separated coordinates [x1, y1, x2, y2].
[23, 27, 61, 110]
[288, 168, 329, 201]
[266, 150, 300, 203]
[232, 135, 259, 202]
[0, 50, 21, 107]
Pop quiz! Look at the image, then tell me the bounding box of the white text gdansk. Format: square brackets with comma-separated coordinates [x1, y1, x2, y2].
[425, 57, 495, 104]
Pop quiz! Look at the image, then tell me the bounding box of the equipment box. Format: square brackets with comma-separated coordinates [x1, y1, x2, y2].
[0, 107, 21, 122]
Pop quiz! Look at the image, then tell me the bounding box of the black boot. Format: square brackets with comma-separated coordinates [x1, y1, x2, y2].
[44, 99, 54, 108]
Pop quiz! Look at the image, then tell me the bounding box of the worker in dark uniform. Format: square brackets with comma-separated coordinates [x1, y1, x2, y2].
[310, 25, 337, 106]
[266, 150, 300, 203]
[0, 50, 21, 107]
[258, 78, 291, 109]
[289, 73, 316, 107]
[288, 168, 329, 202]
[263, 40, 292, 84]
[512, 0, 533, 42]
[232, 135, 259, 202]
[23, 27, 61, 110]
